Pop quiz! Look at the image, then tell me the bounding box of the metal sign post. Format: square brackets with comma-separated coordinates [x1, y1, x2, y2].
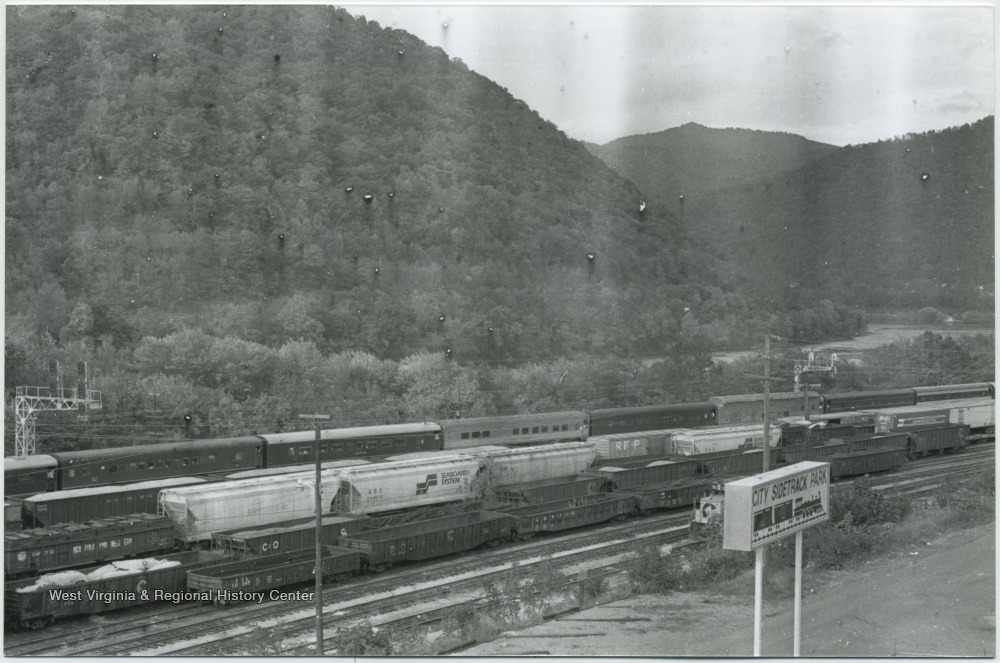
[723, 461, 831, 656]
[299, 413, 331, 655]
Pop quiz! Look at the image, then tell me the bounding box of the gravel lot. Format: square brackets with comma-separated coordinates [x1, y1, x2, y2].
[460, 522, 995, 657]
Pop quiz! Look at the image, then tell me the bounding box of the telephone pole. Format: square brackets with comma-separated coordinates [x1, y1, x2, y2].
[299, 413, 331, 655]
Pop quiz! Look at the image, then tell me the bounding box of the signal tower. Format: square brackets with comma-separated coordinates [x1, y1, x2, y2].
[13, 361, 102, 457]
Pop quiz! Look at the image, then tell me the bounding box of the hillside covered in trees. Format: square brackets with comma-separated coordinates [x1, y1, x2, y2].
[7, 5, 974, 448]
[589, 120, 995, 314]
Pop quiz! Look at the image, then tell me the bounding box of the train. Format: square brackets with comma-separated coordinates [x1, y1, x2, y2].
[6, 422, 932, 630]
[5, 382, 994, 497]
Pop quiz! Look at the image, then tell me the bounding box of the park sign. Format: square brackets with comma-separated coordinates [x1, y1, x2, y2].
[722, 461, 830, 552]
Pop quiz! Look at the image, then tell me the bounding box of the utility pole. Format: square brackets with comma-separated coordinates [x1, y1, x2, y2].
[763, 335, 771, 472]
[298, 413, 330, 655]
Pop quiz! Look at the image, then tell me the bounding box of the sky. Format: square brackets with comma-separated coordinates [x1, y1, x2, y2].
[350, 4, 995, 146]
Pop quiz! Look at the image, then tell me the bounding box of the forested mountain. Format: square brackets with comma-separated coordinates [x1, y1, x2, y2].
[4, 6, 894, 444]
[7, 5, 717, 365]
[588, 123, 838, 204]
[588, 119, 995, 314]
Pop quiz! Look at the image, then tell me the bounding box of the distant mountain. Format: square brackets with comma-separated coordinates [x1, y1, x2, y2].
[587, 123, 838, 202]
[588, 120, 995, 314]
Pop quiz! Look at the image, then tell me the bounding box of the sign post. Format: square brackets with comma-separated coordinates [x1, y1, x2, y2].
[722, 461, 830, 656]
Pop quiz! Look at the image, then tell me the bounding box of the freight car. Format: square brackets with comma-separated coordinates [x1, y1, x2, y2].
[463, 442, 596, 485]
[22, 477, 209, 528]
[589, 429, 680, 460]
[330, 456, 479, 515]
[186, 546, 360, 604]
[4, 382, 991, 498]
[158, 472, 343, 543]
[672, 425, 782, 456]
[505, 493, 635, 539]
[338, 510, 514, 571]
[868, 398, 995, 436]
[903, 425, 970, 458]
[5, 514, 175, 579]
[5, 550, 227, 630]
[211, 514, 370, 560]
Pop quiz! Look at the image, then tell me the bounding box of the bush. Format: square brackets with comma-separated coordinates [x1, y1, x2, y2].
[335, 621, 394, 656]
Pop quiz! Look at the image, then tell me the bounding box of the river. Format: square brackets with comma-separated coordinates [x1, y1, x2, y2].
[710, 322, 994, 365]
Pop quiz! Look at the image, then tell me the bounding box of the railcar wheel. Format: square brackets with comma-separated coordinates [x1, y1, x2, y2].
[27, 617, 50, 630]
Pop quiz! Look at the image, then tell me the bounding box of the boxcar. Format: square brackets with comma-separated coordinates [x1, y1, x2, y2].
[187, 545, 360, 604]
[5, 514, 176, 579]
[504, 493, 635, 539]
[438, 412, 588, 450]
[211, 514, 370, 560]
[23, 477, 209, 528]
[869, 399, 993, 434]
[711, 392, 821, 425]
[338, 511, 514, 570]
[589, 429, 683, 460]
[5, 550, 227, 630]
[489, 474, 608, 506]
[4, 455, 58, 496]
[587, 403, 717, 437]
[48, 436, 263, 489]
[260, 423, 441, 467]
[821, 389, 916, 413]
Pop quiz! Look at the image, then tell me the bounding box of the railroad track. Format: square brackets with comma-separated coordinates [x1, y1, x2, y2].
[9, 512, 690, 656]
[6, 444, 991, 656]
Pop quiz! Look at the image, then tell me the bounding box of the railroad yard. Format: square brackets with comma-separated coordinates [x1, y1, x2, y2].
[4, 441, 992, 657]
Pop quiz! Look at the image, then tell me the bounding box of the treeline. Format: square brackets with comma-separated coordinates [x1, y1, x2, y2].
[6, 320, 990, 456]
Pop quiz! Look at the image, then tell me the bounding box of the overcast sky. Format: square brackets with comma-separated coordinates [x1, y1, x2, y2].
[351, 4, 994, 146]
